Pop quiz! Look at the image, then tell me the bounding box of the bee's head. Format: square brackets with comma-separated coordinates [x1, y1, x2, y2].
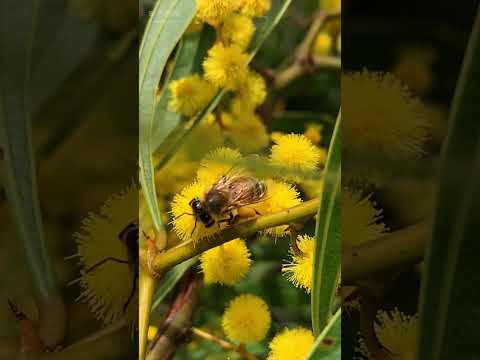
[189, 197, 214, 226]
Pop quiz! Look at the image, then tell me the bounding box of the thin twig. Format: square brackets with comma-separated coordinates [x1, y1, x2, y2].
[191, 328, 259, 360]
[273, 11, 340, 89]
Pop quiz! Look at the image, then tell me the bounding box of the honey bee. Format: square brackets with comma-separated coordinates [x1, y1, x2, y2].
[85, 220, 138, 312]
[185, 174, 267, 235]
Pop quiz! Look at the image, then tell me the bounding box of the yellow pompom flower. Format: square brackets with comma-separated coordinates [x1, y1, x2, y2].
[220, 13, 255, 49]
[171, 181, 229, 243]
[356, 309, 417, 360]
[236, 71, 267, 109]
[314, 31, 332, 56]
[203, 44, 249, 90]
[249, 179, 302, 236]
[224, 108, 270, 153]
[200, 239, 252, 285]
[222, 294, 271, 344]
[241, 0, 271, 17]
[342, 70, 429, 159]
[168, 74, 216, 117]
[304, 123, 323, 145]
[283, 235, 315, 293]
[270, 133, 326, 181]
[342, 189, 388, 249]
[196, 0, 242, 27]
[75, 184, 138, 324]
[196, 147, 245, 186]
[267, 327, 314, 360]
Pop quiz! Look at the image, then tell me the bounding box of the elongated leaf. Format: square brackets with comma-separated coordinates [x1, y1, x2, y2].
[151, 257, 198, 311]
[311, 111, 341, 336]
[139, 0, 196, 231]
[307, 309, 341, 359]
[418, 6, 480, 359]
[0, 0, 59, 301]
[152, 27, 216, 151]
[155, 0, 293, 169]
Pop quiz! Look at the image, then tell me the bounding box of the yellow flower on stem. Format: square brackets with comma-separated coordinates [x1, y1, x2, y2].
[248, 179, 302, 237]
[235, 71, 267, 109]
[203, 44, 249, 90]
[75, 184, 138, 324]
[196, 0, 242, 27]
[168, 74, 216, 117]
[196, 147, 245, 186]
[200, 239, 252, 285]
[314, 31, 332, 56]
[267, 327, 314, 360]
[282, 235, 315, 293]
[342, 189, 388, 249]
[241, 0, 272, 17]
[220, 13, 255, 49]
[222, 294, 271, 344]
[270, 133, 326, 181]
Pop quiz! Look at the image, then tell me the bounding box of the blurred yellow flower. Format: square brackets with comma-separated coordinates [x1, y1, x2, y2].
[196, 0, 242, 26]
[220, 13, 255, 49]
[304, 123, 323, 145]
[320, 0, 341, 13]
[168, 74, 216, 117]
[196, 147, 244, 186]
[342, 70, 429, 159]
[241, 0, 271, 17]
[342, 189, 388, 249]
[270, 133, 326, 181]
[267, 327, 314, 360]
[356, 309, 417, 360]
[236, 71, 267, 109]
[225, 108, 270, 153]
[203, 44, 249, 90]
[75, 184, 138, 324]
[222, 294, 271, 343]
[283, 235, 315, 293]
[200, 239, 252, 285]
[314, 31, 332, 56]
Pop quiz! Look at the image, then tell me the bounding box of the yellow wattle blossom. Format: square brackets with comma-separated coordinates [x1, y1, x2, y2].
[222, 294, 271, 344]
[196, 0, 242, 27]
[75, 184, 138, 324]
[236, 71, 267, 109]
[267, 327, 314, 360]
[171, 181, 229, 243]
[203, 44, 249, 90]
[248, 179, 302, 236]
[241, 0, 272, 17]
[342, 189, 388, 249]
[270, 133, 326, 181]
[224, 107, 270, 153]
[314, 31, 332, 56]
[168, 74, 216, 117]
[200, 239, 252, 285]
[220, 13, 255, 49]
[196, 147, 245, 186]
[356, 309, 417, 360]
[283, 235, 315, 293]
[342, 70, 429, 159]
[304, 123, 323, 145]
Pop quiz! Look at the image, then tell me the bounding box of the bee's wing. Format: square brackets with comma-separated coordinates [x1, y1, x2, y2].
[223, 177, 267, 211]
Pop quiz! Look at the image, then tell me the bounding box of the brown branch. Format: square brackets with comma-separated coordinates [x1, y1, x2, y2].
[191, 328, 259, 360]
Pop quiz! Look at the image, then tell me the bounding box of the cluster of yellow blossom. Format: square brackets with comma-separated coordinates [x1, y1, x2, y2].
[267, 327, 315, 360]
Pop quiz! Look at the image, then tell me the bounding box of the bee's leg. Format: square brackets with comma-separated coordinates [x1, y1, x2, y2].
[123, 269, 138, 313]
[85, 257, 129, 274]
[175, 212, 194, 220]
[253, 208, 261, 215]
[219, 212, 236, 225]
[190, 218, 198, 236]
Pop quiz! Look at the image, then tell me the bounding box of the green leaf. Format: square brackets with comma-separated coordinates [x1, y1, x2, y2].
[139, 0, 196, 231]
[152, 27, 216, 151]
[0, 0, 59, 301]
[307, 308, 341, 359]
[418, 6, 480, 359]
[155, 0, 293, 169]
[151, 257, 198, 312]
[311, 111, 341, 336]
